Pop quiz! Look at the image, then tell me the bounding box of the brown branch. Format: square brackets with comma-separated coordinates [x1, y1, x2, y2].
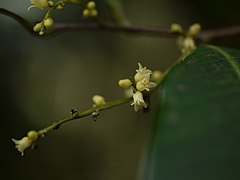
[1, 8, 240, 40]
[52, 22, 178, 38]
[200, 25, 240, 41]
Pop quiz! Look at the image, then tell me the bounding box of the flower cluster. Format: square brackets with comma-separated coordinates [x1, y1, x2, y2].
[33, 17, 54, 35]
[12, 130, 38, 156]
[171, 23, 202, 58]
[83, 1, 98, 18]
[28, 0, 97, 35]
[119, 63, 160, 112]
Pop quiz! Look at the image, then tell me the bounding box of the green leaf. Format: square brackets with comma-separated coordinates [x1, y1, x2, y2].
[145, 46, 240, 180]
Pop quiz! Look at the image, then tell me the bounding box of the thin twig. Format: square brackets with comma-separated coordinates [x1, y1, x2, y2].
[2, 8, 240, 40]
[38, 97, 132, 136]
[200, 25, 240, 41]
[52, 22, 177, 38]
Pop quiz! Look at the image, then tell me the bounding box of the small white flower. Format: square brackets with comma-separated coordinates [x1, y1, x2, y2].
[28, 0, 49, 10]
[12, 137, 32, 156]
[134, 63, 152, 83]
[136, 78, 157, 91]
[131, 91, 147, 111]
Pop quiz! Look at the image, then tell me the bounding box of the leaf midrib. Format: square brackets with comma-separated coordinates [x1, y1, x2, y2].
[206, 45, 240, 80]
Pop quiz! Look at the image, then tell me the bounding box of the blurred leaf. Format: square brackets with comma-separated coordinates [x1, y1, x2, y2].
[103, 0, 130, 25]
[145, 46, 240, 180]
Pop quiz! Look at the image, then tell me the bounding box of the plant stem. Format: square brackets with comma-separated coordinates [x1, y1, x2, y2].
[2, 8, 240, 40]
[37, 97, 132, 137]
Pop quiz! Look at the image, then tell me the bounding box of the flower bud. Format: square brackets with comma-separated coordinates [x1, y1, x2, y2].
[136, 81, 145, 92]
[118, 79, 132, 89]
[182, 37, 196, 51]
[27, 130, 38, 141]
[44, 17, 54, 29]
[151, 70, 163, 82]
[83, 9, 90, 17]
[48, 1, 54, 7]
[92, 95, 105, 106]
[188, 23, 201, 37]
[33, 22, 43, 32]
[90, 9, 98, 17]
[87, 1, 96, 9]
[39, 31, 44, 36]
[170, 23, 183, 34]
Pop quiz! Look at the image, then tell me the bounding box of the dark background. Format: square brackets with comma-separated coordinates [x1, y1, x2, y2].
[1, 0, 240, 180]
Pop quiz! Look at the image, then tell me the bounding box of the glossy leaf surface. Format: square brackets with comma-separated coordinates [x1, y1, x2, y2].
[146, 46, 240, 180]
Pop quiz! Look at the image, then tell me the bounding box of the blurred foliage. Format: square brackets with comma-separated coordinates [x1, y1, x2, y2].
[1, 0, 240, 180]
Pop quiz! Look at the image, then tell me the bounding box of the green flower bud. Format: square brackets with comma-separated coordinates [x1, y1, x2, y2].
[90, 9, 98, 17]
[118, 79, 132, 89]
[44, 17, 54, 29]
[48, 1, 55, 7]
[170, 23, 183, 34]
[188, 23, 201, 37]
[33, 22, 43, 32]
[83, 9, 90, 17]
[92, 95, 106, 106]
[39, 31, 44, 36]
[151, 70, 163, 82]
[87, 1, 96, 9]
[27, 130, 38, 141]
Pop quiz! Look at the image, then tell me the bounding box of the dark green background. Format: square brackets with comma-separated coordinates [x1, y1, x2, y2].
[1, 0, 240, 180]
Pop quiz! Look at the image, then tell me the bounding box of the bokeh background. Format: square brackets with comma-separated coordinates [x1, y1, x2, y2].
[1, 0, 240, 180]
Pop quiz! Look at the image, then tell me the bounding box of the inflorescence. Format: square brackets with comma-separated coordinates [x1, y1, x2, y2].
[12, 63, 162, 156]
[170, 23, 202, 58]
[29, 0, 97, 35]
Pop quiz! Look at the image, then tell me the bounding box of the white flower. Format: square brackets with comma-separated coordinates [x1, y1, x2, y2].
[28, 0, 49, 10]
[12, 137, 32, 156]
[136, 78, 157, 91]
[131, 91, 147, 111]
[134, 63, 152, 82]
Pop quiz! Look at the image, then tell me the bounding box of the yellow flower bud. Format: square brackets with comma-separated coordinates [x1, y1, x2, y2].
[151, 70, 163, 82]
[27, 130, 38, 141]
[39, 31, 44, 36]
[44, 17, 54, 29]
[118, 79, 132, 89]
[33, 22, 43, 32]
[83, 9, 90, 17]
[87, 1, 96, 9]
[188, 23, 201, 37]
[182, 37, 196, 51]
[136, 81, 145, 92]
[90, 9, 98, 17]
[48, 1, 55, 7]
[170, 23, 183, 34]
[92, 95, 105, 106]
